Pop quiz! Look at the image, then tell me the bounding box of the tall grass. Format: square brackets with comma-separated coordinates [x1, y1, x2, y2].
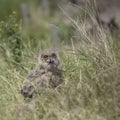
[0, 5, 120, 120]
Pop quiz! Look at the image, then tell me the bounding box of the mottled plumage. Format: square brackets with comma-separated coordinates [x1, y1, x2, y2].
[21, 49, 63, 98]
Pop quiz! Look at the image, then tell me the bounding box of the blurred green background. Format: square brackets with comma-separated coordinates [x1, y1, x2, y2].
[0, 0, 120, 120]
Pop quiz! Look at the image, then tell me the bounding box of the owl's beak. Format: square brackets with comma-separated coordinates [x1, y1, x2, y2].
[48, 58, 54, 64]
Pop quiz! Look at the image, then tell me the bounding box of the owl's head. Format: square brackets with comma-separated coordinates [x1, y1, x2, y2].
[38, 49, 60, 71]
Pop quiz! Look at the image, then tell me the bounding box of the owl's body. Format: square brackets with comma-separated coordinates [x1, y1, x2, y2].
[21, 49, 63, 98]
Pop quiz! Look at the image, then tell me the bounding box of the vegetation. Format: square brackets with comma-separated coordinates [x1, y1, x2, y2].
[0, 1, 120, 120]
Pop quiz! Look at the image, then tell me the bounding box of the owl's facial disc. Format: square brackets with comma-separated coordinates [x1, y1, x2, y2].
[40, 53, 59, 70]
[41, 55, 54, 64]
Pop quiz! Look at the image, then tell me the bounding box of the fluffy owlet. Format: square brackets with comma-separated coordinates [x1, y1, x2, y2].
[21, 49, 63, 98]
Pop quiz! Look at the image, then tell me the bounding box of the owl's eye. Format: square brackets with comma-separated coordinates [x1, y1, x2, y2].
[51, 53, 57, 58]
[43, 55, 48, 60]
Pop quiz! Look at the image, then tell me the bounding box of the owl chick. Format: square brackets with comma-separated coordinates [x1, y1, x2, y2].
[21, 49, 63, 98]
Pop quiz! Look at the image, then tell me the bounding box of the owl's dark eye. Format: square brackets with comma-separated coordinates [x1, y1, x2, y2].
[51, 53, 57, 58]
[42, 55, 48, 61]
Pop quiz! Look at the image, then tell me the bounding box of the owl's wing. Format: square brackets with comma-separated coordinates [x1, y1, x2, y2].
[26, 67, 45, 80]
[26, 70, 37, 80]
